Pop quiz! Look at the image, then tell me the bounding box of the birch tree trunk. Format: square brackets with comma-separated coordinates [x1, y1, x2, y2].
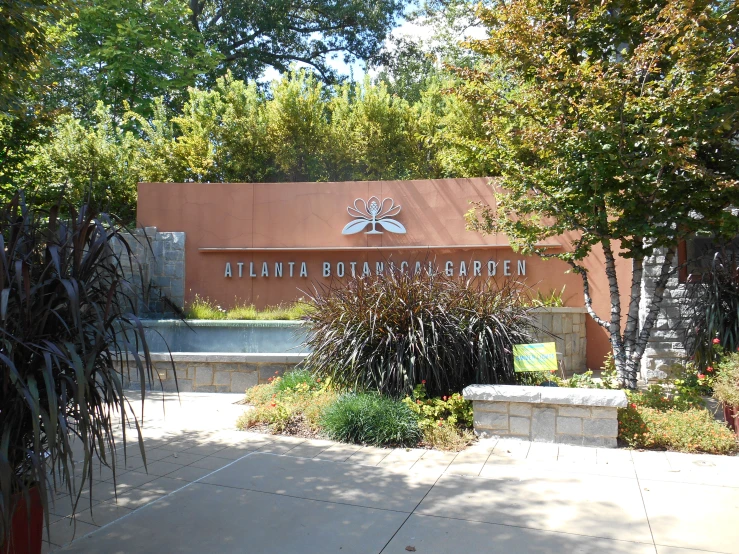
[576, 243, 677, 389]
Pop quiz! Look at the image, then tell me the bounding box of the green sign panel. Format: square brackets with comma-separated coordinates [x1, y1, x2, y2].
[513, 342, 558, 373]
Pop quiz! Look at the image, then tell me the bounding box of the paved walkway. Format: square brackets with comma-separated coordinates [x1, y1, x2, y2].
[44, 392, 739, 553]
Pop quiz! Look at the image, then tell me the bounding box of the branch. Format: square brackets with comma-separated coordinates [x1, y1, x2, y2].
[601, 239, 624, 353]
[569, 261, 609, 330]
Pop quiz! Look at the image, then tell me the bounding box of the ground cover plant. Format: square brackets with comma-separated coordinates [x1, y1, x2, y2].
[617, 381, 737, 454]
[713, 352, 739, 409]
[235, 369, 335, 434]
[185, 295, 311, 320]
[302, 267, 536, 398]
[402, 383, 474, 451]
[618, 400, 736, 455]
[236, 370, 475, 450]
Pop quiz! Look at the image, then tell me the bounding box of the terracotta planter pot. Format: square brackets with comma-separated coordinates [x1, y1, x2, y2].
[1, 486, 42, 554]
[724, 405, 739, 438]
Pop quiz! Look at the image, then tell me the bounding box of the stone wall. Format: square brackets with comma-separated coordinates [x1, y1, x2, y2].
[114, 227, 186, 315]
[531, 308, 587, 374]
[639, 248, 687, 381]
[124, 353, 306, 393]
[464, 385, 627, 447]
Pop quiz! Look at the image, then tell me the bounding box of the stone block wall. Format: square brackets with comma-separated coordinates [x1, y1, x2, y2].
[464, 385, 627, 447]
[123, 354, 305, 393]
[473, 401, 619, 447]
[114, 227, 185, 315]
[531, 308, 587, 374]
[639, 248, 688, 381]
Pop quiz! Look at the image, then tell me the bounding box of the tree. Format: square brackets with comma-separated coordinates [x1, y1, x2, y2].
[24, 102, 140, 222]
[461, 0, 739, 387]
[190, 0, 405, 83]
[0, 0, 69, 111]
[45, 0, 218, 119]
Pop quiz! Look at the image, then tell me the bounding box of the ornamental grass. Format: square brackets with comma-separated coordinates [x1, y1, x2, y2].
[301, 266, 536, 398]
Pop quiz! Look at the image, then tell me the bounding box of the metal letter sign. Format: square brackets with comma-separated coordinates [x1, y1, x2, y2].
[342, 197, 406, 235]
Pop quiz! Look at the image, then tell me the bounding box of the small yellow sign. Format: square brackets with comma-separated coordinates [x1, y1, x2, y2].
[513, 342, 558, 373]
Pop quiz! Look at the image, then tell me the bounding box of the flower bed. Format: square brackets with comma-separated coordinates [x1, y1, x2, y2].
[236, 371, 474, 451]
[618, 388, 737, 455]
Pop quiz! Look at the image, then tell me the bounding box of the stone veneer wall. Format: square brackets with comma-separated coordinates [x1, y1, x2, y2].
[531, 308, 587, 374]
[124, 354, 306, 393]
[464, 385, 627, 447]
[473, 401, 619, 447]
[639, 248, 688, 381]
[114, 227, 186, 315]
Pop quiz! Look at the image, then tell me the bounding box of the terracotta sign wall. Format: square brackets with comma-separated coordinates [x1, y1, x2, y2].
[137, 178, 629, 368]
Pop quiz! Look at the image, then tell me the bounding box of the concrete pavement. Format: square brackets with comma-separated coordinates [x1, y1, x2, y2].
[42, 392, 739, 553]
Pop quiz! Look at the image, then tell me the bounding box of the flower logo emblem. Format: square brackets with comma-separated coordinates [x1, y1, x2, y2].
[342, 196, 406, 235]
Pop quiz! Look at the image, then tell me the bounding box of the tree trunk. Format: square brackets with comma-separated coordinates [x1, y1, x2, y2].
[577, 244, 676, 389]
[627, 246, 677, 387]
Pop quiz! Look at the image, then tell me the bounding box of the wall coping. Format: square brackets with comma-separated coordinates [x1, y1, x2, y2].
[141, 319, 305, 328]
[124, 352, 308, 363]
[530, 307, 587, 314]
[463, 384, 628, 408]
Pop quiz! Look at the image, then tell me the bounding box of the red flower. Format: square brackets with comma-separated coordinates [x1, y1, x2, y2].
[270, 402, 276, 407]
[707, 366, 713, 372]
[421, 380, 426, 384]
[698, 374, 705, 380]
[630, 403, 637, 409]
[713, 338, 721, 344]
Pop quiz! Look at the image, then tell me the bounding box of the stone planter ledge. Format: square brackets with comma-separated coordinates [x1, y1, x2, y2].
[463, 384, 628, 448]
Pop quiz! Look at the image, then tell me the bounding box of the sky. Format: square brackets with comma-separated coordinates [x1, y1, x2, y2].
[259, 14, 434, 83]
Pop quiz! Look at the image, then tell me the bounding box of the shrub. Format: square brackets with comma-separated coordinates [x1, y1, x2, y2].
[402, 384, 474, 451]
[237, 371, 334, 433]
[682, 251, 739, 369]
[714, 352, 739, 407]
[627, 384, 701, 412]
[273, 368, 319, 392]
[402, 384, 473, 429]
[320, 393, 422, 447]
[618, 404, 737, 455]
[302, 267, 536, 397]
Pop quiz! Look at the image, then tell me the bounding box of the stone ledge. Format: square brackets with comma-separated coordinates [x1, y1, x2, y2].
[530, 307, 588, 314]
[142, 319, 306, 328]
[123, 352, 308, 364]
[463, 384, 628, 408]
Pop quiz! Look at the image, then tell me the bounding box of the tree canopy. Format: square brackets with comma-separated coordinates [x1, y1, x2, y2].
[40, 0, 405, 119]
[20, 70, 492, 222]
[191, 0, 404, 82]
[462, 0, 739, 385]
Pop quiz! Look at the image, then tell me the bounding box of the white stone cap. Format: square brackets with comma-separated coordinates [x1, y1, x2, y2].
[463, 384, 628, 408]
[121, 353, 308, 364]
